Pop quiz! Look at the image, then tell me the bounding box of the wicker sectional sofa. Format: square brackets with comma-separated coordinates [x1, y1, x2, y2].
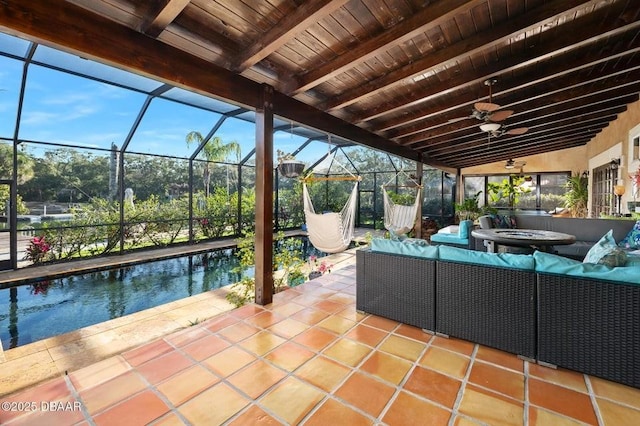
[356, 240, 640, 389]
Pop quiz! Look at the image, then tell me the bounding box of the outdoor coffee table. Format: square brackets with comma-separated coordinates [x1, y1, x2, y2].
[471, 228, 576, 253]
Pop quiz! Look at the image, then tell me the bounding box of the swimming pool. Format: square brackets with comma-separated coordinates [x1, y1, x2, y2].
[0, 250, 245, 349]
[0, 237, 325, 349]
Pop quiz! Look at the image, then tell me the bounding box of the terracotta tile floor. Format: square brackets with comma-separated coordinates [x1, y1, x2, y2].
[2, 265, 640, 425]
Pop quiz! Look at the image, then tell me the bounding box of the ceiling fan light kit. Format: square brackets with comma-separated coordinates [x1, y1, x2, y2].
[480, 122, 501, 132]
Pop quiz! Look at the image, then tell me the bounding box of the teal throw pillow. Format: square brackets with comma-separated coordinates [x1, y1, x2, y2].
[619, 220, 640, 249]
[584, 229, 628, 267]
[489, 214, 516, 229]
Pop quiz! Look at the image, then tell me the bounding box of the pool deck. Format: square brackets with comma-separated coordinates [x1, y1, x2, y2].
[0, 229, 380, 396]
[3, 248, 640, 425]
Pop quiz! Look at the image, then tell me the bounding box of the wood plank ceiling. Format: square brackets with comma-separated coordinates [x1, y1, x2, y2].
[2, 0, 639, 169]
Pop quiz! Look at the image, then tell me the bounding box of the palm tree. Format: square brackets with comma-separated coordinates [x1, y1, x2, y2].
[186, 132, 240, 197]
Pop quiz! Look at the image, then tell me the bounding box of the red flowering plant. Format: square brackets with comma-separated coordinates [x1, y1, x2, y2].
[30, 280, 52, 295]
[24, 235, 51, 264]
[308, 255, 333, 276]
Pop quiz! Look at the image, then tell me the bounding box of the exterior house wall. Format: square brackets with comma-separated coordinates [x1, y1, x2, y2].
[586, 99, 640, 214]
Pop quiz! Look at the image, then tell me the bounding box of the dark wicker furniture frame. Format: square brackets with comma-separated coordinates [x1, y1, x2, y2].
[436, 261, 537, 360]
[356, 249, 435, 331]
[538, 273, 640, 389]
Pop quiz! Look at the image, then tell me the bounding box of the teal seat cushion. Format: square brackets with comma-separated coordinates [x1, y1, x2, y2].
[534, 251, 640, 285]
[625, 253, 640, 267]
[430, 233, 469, 246]
[370, 238, 438, 259]
[583, 229, 627, 267]
[439, 245, 534, 271]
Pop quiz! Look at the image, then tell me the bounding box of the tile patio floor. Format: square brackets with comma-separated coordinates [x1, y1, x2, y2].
[2, 265, 640, 425]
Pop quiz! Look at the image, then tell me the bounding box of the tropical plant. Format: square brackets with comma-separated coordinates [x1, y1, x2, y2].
[274, 236, 305, 288]
[226, 231, 256, 307]
[186, 132, 240, 197]
[455, 190, 482, 220]
[564, 173, 589, 218]
[387, 189, 415, 206]
[23, 235, 51, 264]
[487, 175, 531, 212]
[226, 232, 305, 307]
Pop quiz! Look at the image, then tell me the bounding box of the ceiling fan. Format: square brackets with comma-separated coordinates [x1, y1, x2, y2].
[505, 158, 526, 170]
[452, 78, 529, 137]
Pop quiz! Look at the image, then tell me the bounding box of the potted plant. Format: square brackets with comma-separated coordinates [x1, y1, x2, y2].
[563, 173, 589, 218]
[454, 191, 482, 221]
[277, 150, 305, 178]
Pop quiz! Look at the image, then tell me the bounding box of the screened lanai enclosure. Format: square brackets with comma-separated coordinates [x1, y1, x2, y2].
[0, 31, 454, 271]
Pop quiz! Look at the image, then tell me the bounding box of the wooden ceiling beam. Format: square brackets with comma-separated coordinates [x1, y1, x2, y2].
[448, 136, 595, 168]
[270, 91, 425, 163]
[356, 12, 640, 124]
[406, 93, 637, 148]
[383, 57, 640, 141]
[317, 0, 598, 111]
[434, 133, 597, 168]
[139, 0, 191, 38]
[286, 0, 482, 95]
[0, 0, 260, 107]
[232, 0, 350, 72]
[431, 122, 609, 161]
[401, 92, 637, 147]
[175, 8, 242, 52]
[425, 113, 619, 156]
[451, 138, 592, 168]
[0, 0, 416, 163]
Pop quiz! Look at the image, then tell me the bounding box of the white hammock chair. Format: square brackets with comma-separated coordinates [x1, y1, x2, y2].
[302, 143, 360, 253]
[381, 171, 422, 236]
[303, 182, 358, 253]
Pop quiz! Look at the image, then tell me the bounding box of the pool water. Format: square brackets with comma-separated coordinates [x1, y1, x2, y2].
[0, 237, 325, 349]
[0, 250, 245, 349]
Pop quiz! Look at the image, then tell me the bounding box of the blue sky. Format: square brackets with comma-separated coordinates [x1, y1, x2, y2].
[0, 33, 327, 165]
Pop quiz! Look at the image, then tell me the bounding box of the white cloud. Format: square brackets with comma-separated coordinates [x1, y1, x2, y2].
[21, 111, 59, 125]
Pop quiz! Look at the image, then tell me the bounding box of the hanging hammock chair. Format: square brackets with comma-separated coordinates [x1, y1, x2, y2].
[381, 171, 422, 237]
[382, 187, 421, 236]
[301, 138, 361, 253]
[303, 182, 358, 253]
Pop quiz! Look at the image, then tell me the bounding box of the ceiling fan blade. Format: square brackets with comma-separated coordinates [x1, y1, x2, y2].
[506, 127, 528, 135]
[474, 102, 501, 112]
[488, 110, 514, 121]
